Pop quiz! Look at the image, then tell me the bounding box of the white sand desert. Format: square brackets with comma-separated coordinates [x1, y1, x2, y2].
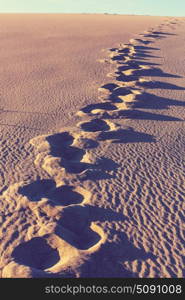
[0, 14, 184, 278]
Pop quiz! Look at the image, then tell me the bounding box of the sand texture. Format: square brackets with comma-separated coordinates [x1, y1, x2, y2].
[0, 14, 185, 278]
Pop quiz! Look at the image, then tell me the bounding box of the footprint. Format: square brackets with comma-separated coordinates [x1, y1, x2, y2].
[56, 146, 85, 161]
[98, 83, 119, 93]
[118, 93, 138, 104]
[108, 45, 136, 63]
[115, 73, 139, 83]
[130, 38, 153, 45]
[12, 237, 60, 270]
[117, 65, 141, 73]
[5, 233, 82, 277]
[46, 132, 74, 148]
[119, 65, 150, 76]
[30, 131, 74, 155]
[100, 84, 140, 105]
[76, 102, 117, 117]
[55, 205, 106, 251]
[49, 185, 91, 206]
[42, 154, 95, 176]
[18, 179, 56, 202]
[118, 45, 136, 55]
[18, 180, 91, 206]
[77, 119, 117, 132]
[30, 130, 96, 175]
[109, 87, 135, 98]
[109, 52, 125, 61]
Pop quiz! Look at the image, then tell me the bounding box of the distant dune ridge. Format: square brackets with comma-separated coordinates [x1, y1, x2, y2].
[0, 14, 184, 278]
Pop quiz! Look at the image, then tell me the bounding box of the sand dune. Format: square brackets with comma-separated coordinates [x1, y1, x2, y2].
[0, 14, 185, 278]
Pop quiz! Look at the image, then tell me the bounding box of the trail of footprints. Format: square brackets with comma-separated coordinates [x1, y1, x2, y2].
[0, 18, 180, 277]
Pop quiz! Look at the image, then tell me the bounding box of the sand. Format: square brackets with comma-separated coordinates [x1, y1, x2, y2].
[0, 14, 184, 278]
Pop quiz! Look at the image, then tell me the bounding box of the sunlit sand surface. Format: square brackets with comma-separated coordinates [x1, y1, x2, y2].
[0, 14, 184, 278]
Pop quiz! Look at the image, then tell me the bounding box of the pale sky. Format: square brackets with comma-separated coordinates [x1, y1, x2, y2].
[0, 0, 184, 16]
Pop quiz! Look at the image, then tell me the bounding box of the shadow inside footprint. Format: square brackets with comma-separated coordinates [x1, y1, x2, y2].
[80, 102, 117, 114]
[135, 39, 153, 45]
[12, 237, 60, 270]
[110, 87, 134, 99]
[18, 179, 55, 202]
[19, 180, 84, 206]
[46, 132, 74, 147]
[46, 132, 74, 157]
[80, 119, 110, 132]
[47, 141, 86, 162]
[47, 185, 84, 206]
[56, 225, 101, 250]
[56, 206, 101, 250]
[56, 204, 128, 251]
[116, 74, 138, 83]
[100, 83, 119, 92]
[60, 161, 97, 174]
[111, 54, 126, 61]
[74, 156, 119, 180]
[59, 146, 85, 161]
[59, 156, 118, 175]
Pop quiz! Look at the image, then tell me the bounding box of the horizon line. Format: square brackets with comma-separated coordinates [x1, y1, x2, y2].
[0, 12, 184, 17]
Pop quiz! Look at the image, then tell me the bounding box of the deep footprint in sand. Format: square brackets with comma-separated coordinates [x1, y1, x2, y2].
[4, 233, 83, 277]
[55, 205, 106, 251]
[109, 87, 139, 102]
[32, 131, 85, 162]
[76, 102, 117, 117]
[30, 130, 98, 175]
[56, 146, 85, 161]
[78, 119, 113, 132]
[99, 84, 134, 98]
[12, 237, 60, 270]
[19, 179, 91, 206]
[98, 83, 119, 93]
[46, 131, 74, 148]
[6, 206, 106, 276]
[30, 131, 75, 156]
[130, 38, 153, 45]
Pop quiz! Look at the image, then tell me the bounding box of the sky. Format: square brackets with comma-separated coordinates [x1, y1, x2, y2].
[0, 0, 184, 16]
